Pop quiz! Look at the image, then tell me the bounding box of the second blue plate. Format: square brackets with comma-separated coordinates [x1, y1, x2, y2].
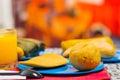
[102, 50, 120, 63]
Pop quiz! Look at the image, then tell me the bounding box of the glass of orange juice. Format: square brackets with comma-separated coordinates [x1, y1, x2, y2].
[0, 28, 17, 69]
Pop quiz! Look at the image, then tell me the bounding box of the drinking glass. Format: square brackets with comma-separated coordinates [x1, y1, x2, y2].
[0, 28, 17, 69]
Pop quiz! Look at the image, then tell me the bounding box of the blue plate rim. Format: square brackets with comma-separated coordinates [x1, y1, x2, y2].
[18, 63, 104, 75]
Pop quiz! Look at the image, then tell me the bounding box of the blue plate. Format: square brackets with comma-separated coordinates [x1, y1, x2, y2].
[18, 63, 104, 75]
[102, 50, 120, 63]
[18, 50, 45, 61]
[18, 57, 33, 61]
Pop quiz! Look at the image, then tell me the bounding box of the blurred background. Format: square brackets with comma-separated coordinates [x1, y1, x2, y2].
[0, 0, 120, 47]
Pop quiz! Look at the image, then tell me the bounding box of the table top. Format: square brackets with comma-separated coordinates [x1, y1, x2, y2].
[11, 48, 120, 80]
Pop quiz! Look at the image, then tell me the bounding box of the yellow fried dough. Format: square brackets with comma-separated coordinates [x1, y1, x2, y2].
[61, 37, 116, 58]
[69, 42, 101, 71]
[19, 54, 68, 68]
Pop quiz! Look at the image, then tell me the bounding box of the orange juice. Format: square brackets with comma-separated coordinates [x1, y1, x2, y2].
[0, 29, 17, 69]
